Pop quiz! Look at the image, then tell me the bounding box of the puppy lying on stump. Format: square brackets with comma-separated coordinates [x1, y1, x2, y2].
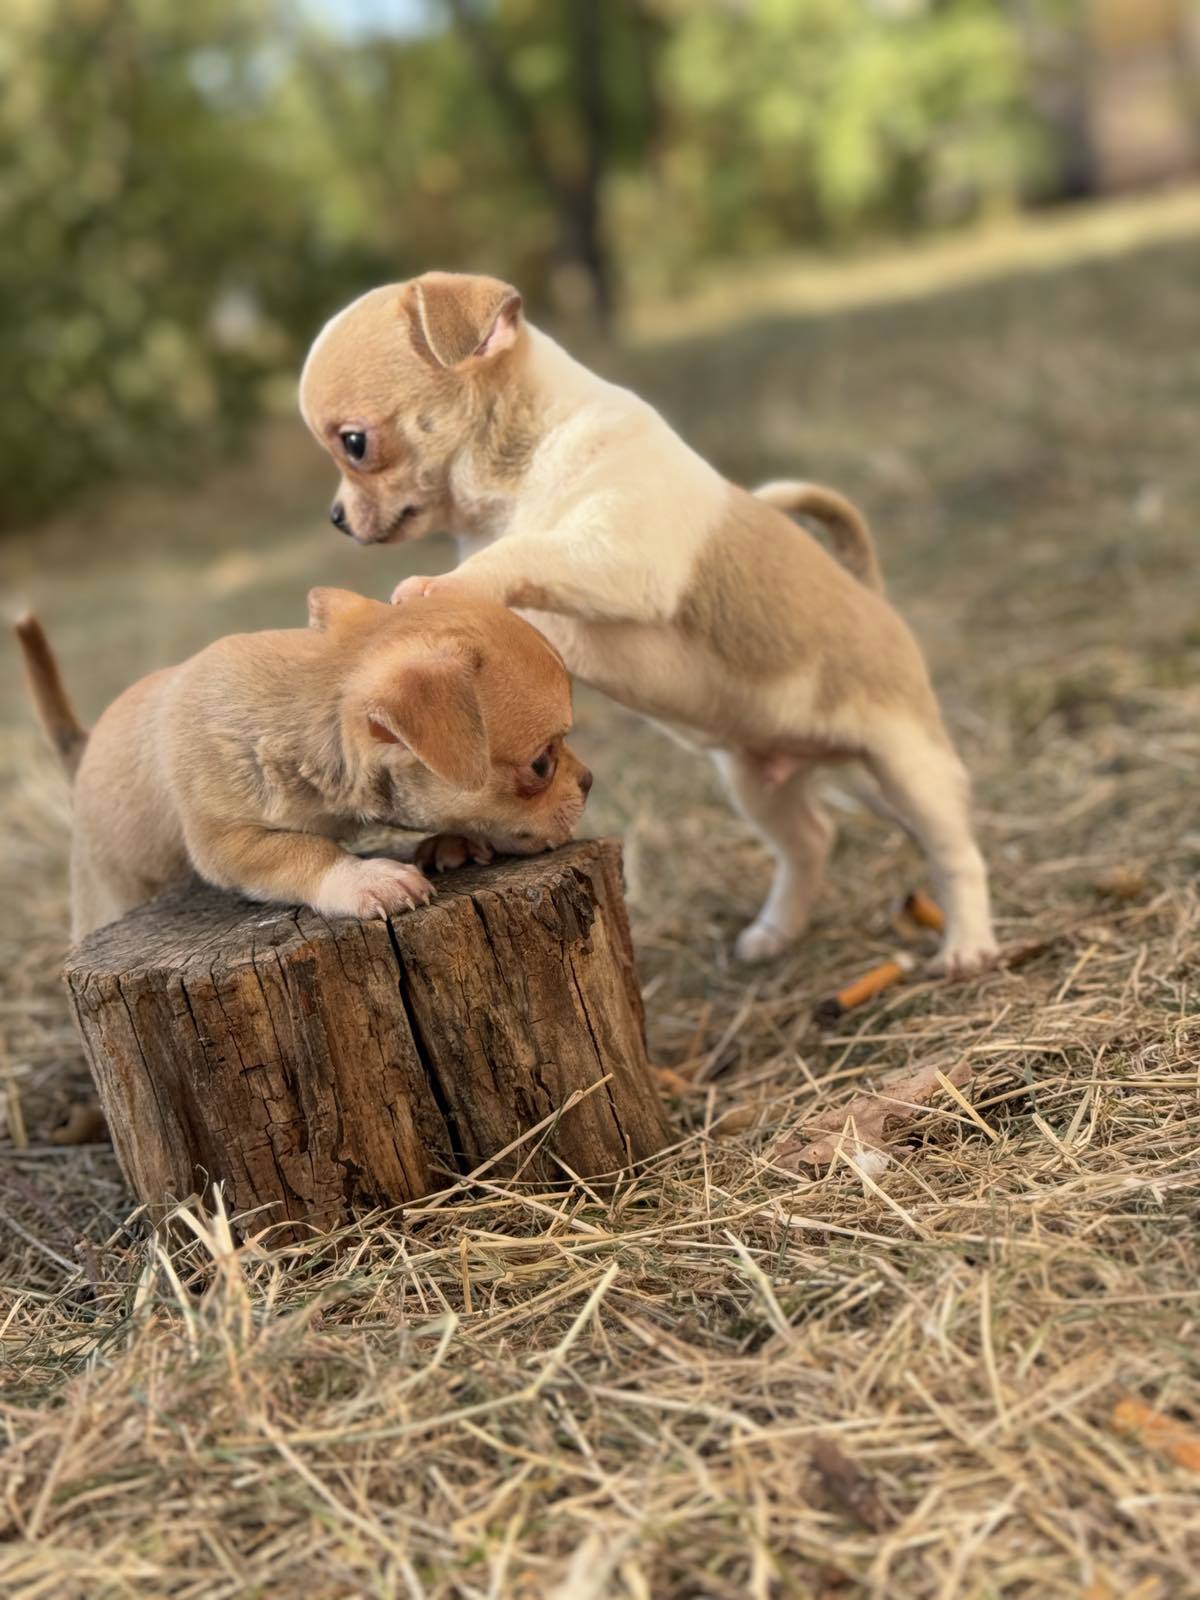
[64, 838, 668, 1238]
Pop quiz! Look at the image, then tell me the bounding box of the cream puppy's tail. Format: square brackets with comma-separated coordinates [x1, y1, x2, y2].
[14, 613, 88, 777]
[754, 480, 883, 593]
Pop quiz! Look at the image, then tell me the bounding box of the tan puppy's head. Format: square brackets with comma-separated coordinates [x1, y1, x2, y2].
[299, 272, 525, 546]
[310, 588, 590, 854]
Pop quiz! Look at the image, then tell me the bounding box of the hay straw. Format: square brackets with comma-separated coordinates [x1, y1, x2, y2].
[4, 234, 1200, 1596]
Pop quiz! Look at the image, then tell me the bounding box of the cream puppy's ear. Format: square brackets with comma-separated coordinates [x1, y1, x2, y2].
[308, 587, 389, 632]
[366, 650, 489, 790]
[409, 272, 522, 369]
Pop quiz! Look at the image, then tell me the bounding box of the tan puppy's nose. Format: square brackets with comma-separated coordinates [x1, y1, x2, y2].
[579, 767, 593, 796]
[330, 501, 350, 535]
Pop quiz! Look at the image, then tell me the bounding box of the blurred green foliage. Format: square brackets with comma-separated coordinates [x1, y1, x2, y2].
[659, 0, 1035, 264]
[0, 0, 322, 521]
[0, 0, 1042, 525]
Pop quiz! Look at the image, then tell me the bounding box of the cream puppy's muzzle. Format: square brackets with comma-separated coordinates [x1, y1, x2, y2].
[327, 476, 440, 547]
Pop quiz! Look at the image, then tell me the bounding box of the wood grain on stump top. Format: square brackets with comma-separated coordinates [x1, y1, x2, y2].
[65, 838, 668, 1235]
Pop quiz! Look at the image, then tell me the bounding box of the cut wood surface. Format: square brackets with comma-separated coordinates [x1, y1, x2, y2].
[64, 838, 668, 1235]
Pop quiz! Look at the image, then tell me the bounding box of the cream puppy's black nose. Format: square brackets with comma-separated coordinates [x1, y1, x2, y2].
[579, 767, 593, 796]
[330, 501, 350, 534]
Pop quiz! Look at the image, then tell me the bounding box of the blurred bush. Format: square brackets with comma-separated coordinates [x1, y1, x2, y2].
[0, 0, 329, 523]
[648, 0, 1036, 271]
[0, 0, 1110, 525]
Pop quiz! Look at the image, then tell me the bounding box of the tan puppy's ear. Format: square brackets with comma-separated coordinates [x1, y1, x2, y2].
[409, 272, 522, 369]
[308, 587, 388, 632]
[367, 651, 489, 789]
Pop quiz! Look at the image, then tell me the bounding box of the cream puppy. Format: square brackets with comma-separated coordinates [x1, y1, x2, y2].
[299, 273, 996, 974]
[16, 588, 590, 940]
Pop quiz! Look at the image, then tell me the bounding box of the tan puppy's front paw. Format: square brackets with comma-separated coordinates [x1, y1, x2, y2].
[734, 919, 795, 964]
[315, 856, 435, 920]
[930, 936, 999, 979]
[414, 834, 495, 874]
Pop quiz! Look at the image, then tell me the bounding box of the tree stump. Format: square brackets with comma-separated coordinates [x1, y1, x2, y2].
[64, 838, 668, 1236]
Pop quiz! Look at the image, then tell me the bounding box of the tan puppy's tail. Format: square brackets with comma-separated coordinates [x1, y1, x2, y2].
[14, 613, 88, 777]
[754, 480, 883, 593]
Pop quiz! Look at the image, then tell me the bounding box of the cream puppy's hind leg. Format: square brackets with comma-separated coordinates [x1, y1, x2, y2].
[865, 723, 997, 975]
[715, 753, 834, 963]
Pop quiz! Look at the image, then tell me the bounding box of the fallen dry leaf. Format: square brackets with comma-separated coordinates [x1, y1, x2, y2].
[711, 1104, 763, 1135]
[652, 1066, 701, 1098]
[49, 1101, 108, 1146]
[816, 1569, 855, 1599]
[776, 1059, 975, 1171]
[1113, 1397, 1200, 1472]
[1083, 1580, 1115, 1600]
[1085, 1577, 1162, 1600]
[810, 1437, 889, 1532]
[1094, 865, 1147, 901]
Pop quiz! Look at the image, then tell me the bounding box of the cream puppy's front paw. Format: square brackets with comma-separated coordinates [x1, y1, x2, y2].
[734, 918, 795, 964]
[391, 573, 461, 604]
[392, 570, 509, 606]
[930, 934, 999, 978]
[315, 856, 435, 920]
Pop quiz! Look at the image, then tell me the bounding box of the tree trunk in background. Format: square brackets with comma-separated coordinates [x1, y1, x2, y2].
[1085, 0, 1199, 190]
[1020, 0, 1200, 198]
[443, 0, 617, 329]
[561, 0, 614, 328]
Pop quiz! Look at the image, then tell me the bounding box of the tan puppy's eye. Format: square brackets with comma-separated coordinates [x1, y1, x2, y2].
[530, 746, 557, 783]
[341, 430, 367, 462]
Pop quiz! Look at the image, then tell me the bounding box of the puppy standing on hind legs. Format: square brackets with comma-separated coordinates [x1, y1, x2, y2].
[299, 270, 998, 975]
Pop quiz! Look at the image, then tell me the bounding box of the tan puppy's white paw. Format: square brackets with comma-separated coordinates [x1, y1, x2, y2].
[414, 834, 495, 874]
[734, 919, 795, 964]
[930, 936, 999, 979]
[315, 856, 435, 920]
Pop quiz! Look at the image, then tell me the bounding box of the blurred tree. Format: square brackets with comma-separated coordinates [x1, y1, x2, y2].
[288, 0, 668, 325]
[442, 0, 635, 327]
[0, 0, 1053, 525]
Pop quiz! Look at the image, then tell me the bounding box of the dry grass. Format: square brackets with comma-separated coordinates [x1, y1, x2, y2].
[2, 220, 1200, 1597]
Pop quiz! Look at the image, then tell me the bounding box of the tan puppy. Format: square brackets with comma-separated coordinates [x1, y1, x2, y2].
[299, 273, 997, 974]
[16, 589, 590, 940]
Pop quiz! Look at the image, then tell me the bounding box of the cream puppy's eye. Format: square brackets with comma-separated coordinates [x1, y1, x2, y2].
[530, 746, 557, 782]
[340, 430, 367, 462]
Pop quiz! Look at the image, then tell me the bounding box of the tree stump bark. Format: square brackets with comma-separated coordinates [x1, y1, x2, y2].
[64, 839, 668, 1236]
